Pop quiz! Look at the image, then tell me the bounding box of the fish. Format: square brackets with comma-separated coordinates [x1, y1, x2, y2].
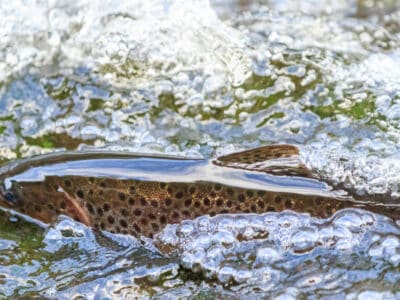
[0, 145, 398, 238]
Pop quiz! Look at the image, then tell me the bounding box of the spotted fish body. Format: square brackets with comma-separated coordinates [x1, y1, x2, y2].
[0, 145, 398, 238]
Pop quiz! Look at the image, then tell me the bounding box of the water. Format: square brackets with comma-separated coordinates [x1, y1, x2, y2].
[0, 0, 400, 298]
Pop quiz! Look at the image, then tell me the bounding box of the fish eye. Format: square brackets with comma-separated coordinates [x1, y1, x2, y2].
[3, 191, 16, 204]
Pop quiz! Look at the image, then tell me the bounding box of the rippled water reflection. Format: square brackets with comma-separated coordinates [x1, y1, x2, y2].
[1, 0, 400, 298]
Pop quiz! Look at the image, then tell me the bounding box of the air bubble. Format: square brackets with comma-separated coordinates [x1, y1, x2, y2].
[290, 227, 319, 253]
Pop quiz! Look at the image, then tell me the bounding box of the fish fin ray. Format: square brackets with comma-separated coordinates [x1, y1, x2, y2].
[214, 144, 315, 178]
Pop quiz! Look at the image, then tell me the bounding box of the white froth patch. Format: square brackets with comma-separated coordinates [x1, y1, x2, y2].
[155, 209, 400, 290]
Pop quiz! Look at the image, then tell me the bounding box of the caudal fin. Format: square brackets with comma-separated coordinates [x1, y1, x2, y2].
[214, 144, 315, 178]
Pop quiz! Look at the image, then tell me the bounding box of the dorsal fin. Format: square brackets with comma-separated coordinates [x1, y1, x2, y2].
[214, 144, 315, 178]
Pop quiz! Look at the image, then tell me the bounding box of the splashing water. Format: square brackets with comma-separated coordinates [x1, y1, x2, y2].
[1, 0, 400, 298]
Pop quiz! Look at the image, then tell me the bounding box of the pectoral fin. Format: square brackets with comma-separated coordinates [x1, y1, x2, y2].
[58, 187, 92, 227]
[214, 144, 315, 178]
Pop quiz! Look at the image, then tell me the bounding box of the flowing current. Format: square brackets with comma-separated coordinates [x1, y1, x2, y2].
[1, 0, 400, 298]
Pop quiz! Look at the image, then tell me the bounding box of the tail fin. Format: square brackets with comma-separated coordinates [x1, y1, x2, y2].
[214, 144, 315, 178]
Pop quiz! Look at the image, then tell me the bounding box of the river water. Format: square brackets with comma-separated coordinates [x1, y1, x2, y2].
[0, 0, 400, 298]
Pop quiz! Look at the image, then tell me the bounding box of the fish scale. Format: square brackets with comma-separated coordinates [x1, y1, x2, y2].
[0, 145, 399, 238]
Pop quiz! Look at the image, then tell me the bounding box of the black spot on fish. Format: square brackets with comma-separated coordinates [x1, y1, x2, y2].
[133, 223, 141, 233]
[284, 199, 292, 209]
[120, 208, 129, 217]
[184, 198, 192, 207]
[165, 198, 172, 206]
[216, 198, 223, 207]
[86, 203, 94, 214]
[103, 203, 110, 212]
[119, 219, 128, 228]
[246, 190, 254, 197]
[151, 200, 158, 208]
[107, 215, 115, 224]
[238, 194, 245, 203]
[134, 209, 142, 216]
[140, 197, 147, 206]
[118, 192, 126, 201]
[175, 191, 183, 199]
[159, 215, 167, 224]
[257, 200, 265, 209]
[129, 198, 135, 205]
[76, 190, 84, 199]
[100, 182, 107, 188]
[97, 208, 104, 217]
[203, 197, 210, 206]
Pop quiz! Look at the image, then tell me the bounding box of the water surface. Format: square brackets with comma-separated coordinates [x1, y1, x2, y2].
[1, 0, 400, 298]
